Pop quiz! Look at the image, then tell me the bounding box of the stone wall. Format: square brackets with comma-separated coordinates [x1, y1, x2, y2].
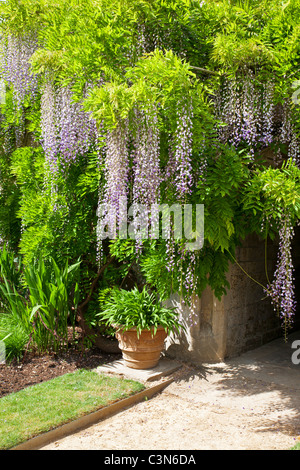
[165, 290, 227, 364]
[224, 233, 281, 358]
[166, 230, 300, 364]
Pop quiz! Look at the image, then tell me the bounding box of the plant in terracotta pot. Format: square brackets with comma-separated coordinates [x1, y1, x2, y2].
[98, 286, 183, 370]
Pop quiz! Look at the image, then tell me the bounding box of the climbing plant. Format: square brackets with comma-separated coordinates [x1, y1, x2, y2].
[0, 0, 299, 335]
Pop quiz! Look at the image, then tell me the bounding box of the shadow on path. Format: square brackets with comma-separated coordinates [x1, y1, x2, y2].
[166, 331, 300, 438]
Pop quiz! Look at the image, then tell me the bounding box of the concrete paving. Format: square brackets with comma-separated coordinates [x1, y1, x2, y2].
[96, 357, 182, 382]
[224, 330, 300, 390]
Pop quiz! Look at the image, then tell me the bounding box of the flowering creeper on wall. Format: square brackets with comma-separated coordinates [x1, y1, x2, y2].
[266, 214, 296, 335]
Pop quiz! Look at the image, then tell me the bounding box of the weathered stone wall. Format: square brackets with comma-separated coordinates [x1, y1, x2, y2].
[224, 233, 281, 358]
[166, 230, 300, 364]
[165, 291, 227, 364]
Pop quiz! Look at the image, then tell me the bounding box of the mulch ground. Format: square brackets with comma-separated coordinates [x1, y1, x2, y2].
[0, 347, 121, 398]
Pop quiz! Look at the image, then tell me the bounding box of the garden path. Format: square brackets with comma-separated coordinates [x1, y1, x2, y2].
[40, 332, 300, 451]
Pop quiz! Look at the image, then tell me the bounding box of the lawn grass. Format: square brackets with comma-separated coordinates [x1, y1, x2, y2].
[0, 369, 144, 449]
[291, 441, 300, 450]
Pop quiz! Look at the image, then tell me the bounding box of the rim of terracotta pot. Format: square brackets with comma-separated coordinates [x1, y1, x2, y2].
[112, 324, 168, 335]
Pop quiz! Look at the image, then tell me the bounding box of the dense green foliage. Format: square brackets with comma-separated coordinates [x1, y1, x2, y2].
[0, 0, 299, 358]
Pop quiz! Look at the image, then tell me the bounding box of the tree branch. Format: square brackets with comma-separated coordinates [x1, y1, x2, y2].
[190, 66, 222, 76]
[75, 255, 121, 354]
[77, 255, 115, 312]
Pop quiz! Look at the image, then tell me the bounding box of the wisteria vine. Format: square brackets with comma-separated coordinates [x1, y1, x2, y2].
[1, 33, 39, 107]
[215, 72, 299, 328]
[216, 73, 300, 167]
[173, 101, 194, 199]
[0, 31, 299, 332]
[96, 119, 129, 250]
[266, 214, 296, 335]
[40, 80, 99, 204]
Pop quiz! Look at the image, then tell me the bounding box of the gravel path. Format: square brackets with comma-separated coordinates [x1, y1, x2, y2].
[40, 334, 300, 451]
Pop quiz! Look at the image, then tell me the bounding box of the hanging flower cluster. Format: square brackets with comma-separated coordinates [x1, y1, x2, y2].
[216, 78, 241, 145]
[0, 33, 40, 149]
[1, 33, 39, 107]
[132, 106, 161, 248]
[40, 80, 99, 217]
[56, 85, 98, 170]
[216, 73, 300, 167]
[280, 100, 292, 145]
[266, 214, 296, 334]
[217, 73, 260, 154]
[183, 251, 200, 327]
[41, 82, 98, 176]
[277, 100, 300, 166]
[240, 73, 260, 154]
[165, 236, 176, 273]
[173, 102, 194, 200]
[40, 79, 59, 178]
[287, 127, 300, 165]
[170, 244, 199, 327]
[97, 120, 129, 243]
[260, 80, 275, 147]
[132, 106, 161, 207]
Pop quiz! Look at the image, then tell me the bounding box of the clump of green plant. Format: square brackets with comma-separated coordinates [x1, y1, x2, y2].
[0, 250, 81, 360]
[23, 257, 81, 353]
[98, 285, 184, 337]
[0, 245, 29, 361]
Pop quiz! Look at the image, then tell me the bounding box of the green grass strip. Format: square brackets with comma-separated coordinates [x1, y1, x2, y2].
[291, 441, 300, 450]
[0, 369, 144, 449]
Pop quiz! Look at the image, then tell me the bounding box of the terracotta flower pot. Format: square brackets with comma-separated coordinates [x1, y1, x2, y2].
[115, 325, 168, 370]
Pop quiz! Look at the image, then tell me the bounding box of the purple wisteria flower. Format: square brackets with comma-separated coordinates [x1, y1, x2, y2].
[132, 106, 161, 247]
[1, 33, 39, 107]
[97, 119, 129, 244]
[41, 81, 99, 197]
[40, 79, 59, 179]
[132, 106, 161, 207]
[56, 84, 98, 170]
[215, 73, 280, 155]
[260, 80, 275, 146]
[266, 215, 296, 332]
[173, 101, 194, 200]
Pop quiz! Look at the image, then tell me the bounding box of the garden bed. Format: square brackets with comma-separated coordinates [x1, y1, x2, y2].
[0, 347, 121, 398]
